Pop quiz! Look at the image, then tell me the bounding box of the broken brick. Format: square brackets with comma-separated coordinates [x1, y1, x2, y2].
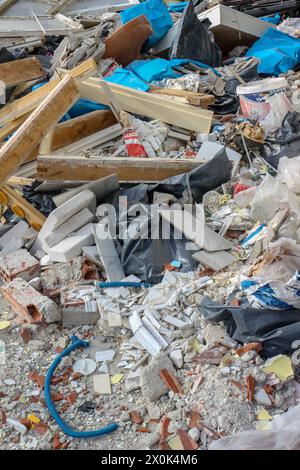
[0, 408, 7, 425]
[159, 369, 184, 395]
[129, 410, 143, 424]
[246, 375, 256, 402]
[159, 415, 171, 451]
[136, 427, 151, 433]
[236, 342, 262, 356]
[21, 327, 32, 344]
[193, 348, 224, 365]
[189, 410, 201, 429]
[177, 429, 198, 450]
[67, 391, 78, 405]
[51, 392, 64, 402]
[34, 423, 49, 435]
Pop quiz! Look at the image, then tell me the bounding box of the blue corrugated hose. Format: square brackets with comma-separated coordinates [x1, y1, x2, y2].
[95, 281, 151, 288]
[44, 335, 119, 438]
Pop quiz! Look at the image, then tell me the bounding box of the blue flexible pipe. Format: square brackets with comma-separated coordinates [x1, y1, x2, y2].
[44, 335, 119, 438]
[95, 281, 151, 288]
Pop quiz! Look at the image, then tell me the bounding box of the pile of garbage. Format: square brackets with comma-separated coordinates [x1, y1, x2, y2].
[1, 0, 300, 451]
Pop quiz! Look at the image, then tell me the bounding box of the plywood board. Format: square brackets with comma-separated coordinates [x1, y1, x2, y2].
[0, 57, 44, 87]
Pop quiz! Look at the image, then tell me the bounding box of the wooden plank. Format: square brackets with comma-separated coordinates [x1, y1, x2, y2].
[0, 57, 45, 87]
[50, 124, 123, 155]
[0, 185, 46, 230]
[77, 77, 213, 133]
[7, 176, 34, 187]
[51, 110, 117, 151]
[0, 113, 31, 143]
[0, 75, 79, 187]
[0, 58, 97, 127]
[150, 87, 215, 107]
[37, 155, 204, 182]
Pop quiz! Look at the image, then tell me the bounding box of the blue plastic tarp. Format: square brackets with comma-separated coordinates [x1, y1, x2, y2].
[260, 12, 281, 25]
[120, 0, 173, 48]
[104, 68, 149, 92]
[168, 1, 189, 12]
[246, 28, 300, 76]
[31, 82, 108, 120]
[126, 58, 216, 83]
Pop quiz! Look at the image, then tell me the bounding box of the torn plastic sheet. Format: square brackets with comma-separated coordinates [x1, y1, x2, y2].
[105, 68, 150, 92]
[109, 151, 232, 284]
[121, 224, 199, 284]
[169, 2, 222, 67]
[241, 272, 300, 310]
[210, 403, 300, 450]
[262, 112, 300, 167]
[278, 156, 300, 195]
[126, 58, 215, 84]
[113, 148, 232, 206]
[246, 29, 300, 76]
[120, 0, 173, 49]
[200, 296, 300, 357]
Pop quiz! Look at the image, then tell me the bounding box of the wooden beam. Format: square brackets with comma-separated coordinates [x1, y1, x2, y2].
[150, 87, 215, 107]
[77, 77, 214, 133]
[37, 155, 204, 182]
[0, 113, 31, 143]
[0, 58, 97, 127]
[50, 124, 123, 155]
[0, 185, 46, 230]
[0, 57, 45, 87]
[0, 75, 79, 187]
[50, 110, 117, 151]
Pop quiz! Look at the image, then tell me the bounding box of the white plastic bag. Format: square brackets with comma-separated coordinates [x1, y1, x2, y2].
[250, 174, 300, 222]
[278, 156, 300, 195]
[210, 403, 300, 450]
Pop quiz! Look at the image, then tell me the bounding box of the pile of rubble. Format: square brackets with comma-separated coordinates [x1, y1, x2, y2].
[1, 0, 300, 451]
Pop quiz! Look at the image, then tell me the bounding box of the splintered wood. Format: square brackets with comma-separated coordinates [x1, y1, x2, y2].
[0, 75, 79, 186]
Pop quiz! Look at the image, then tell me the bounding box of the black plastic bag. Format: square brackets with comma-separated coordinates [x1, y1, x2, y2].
[262, 112, 300, 168]
[169, 2, 222, 67]
[117, 151, 232, 283]
[200, 296, 300, 358]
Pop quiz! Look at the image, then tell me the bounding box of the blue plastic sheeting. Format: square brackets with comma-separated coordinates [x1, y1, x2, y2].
[241, 272, 300, 310]
[68, 98, 108, 118]
[120, 0, 173, 48]
[260, 12, 281, 25]
[126, 58, 215, 83]
[168, 2, 189, 12]
[31, 82, 108, 120]
[246, 28, 300, 76]
[104, 68, 150, 92]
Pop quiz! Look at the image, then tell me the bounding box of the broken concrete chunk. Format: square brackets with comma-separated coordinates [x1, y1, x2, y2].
[140, 352, 176, 401]
[0, 249, 39, 282]
[169, 349, 184, 369]
[0, 278, 61, 324]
